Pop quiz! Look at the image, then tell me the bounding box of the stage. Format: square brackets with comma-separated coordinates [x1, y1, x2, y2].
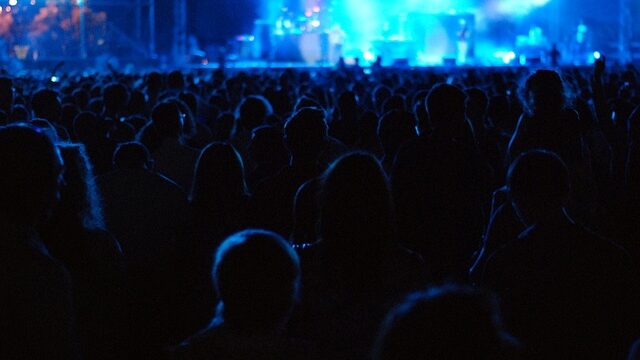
[0, 0, 638, 69]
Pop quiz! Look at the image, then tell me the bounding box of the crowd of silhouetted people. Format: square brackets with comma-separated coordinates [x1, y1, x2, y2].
[3, 58, 640, 359]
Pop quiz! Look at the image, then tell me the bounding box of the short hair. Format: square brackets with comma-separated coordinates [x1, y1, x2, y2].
[103, 83, 130, 113]
[236, 96, 273, 131]
[294, 96, 322, 112]
[73, 111, 101, 142]
[10, 104, 31, 123]
[167, 70, 185, 89]
[151, 101, 183, 138]
[31, 89, 61, 122]
[213, 229, 300, 329]
[374, 285, 511, 360]
[373, 85, 392, 112]
[508, 149, 570, 213]
[0, 125, 61, 226]
[113, 142, 151, 170]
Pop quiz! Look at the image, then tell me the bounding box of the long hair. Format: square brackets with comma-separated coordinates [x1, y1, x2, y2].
[520, 70, 569, 117]
[56, 143, 105, 230]
[319, 152, 395, 251]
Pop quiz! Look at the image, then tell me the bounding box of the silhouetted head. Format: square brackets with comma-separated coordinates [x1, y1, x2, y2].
[284, 107, 328, 162]
[146, 71, 163, 92]
[10, 104, 30, 123]
[374, 285, 512, 360]
[103, 83, 130, 116]
[108, 121, 136, 144]
[128, 89, 147, 115]
[53, 143, 104, 230]
[210, 112, 235, 142]
[88, 98, 104, 115]
[31, 89, 62, 123]
[136, 122, 162, 153]
[0, 125, 62, 227]
[125, 115, 149, 132]
[378, 110, 417, 159]
[294, 96, 322, 112]
[113, 141, 152, 170]
[382, 94, 407, 114]
[508, 150, 570, 225]
[320, 153, 394, 250]
[338, 91, 358, 113]
[213, 229, 300, 332]
[60, 103, 79, 130]
[73, 111, 101, 144]
[236, 96, 272, 131]
[248, 125, 288, 166]
[179, 91, 198, 117]
[151, 101, 183, 139]
[427, 84, 466, 134]
[522, 70, 566, 117]
[167, 70, 185, 90]
[190, 142, 247, 209]
[373, 85, 392, 115]
[72, 88, 90, 110]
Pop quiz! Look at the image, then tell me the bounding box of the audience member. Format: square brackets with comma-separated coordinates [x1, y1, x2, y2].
[39, 143, 126, 359]
[374, 285, 517, 360]
[0, 63, 638, 360]
[149, 101, 199, 190]
[172, 229, 314, 360]
[0, 125, 80, 359]
[251, 107, 328, 236]
[482, 149, 638, 359]
[292, 153, 427, 359]
[392, 83, 486, 282]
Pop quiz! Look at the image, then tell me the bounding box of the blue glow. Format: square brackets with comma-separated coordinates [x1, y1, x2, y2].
[315, 0, 550, 64]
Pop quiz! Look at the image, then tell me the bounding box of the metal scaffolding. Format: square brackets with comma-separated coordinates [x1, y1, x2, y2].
[172, 0, 187, 65]
[83, 0, 156, 59]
